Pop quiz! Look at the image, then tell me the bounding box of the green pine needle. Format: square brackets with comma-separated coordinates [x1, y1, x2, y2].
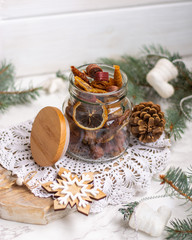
[0, 61, 41, 112]
[165, 218, 192, 240]
[142, 44, 182, 62]
[160, 167, 192, 203]
[56, 70, 68, 81]
[187, 166, 192, 183]
[165, 107, 186, 140]
[0, 62, 15, 91]
[119, 201, 139, 220]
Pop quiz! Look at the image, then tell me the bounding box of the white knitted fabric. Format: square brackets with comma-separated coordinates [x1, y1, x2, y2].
[0, 120, 170, 213]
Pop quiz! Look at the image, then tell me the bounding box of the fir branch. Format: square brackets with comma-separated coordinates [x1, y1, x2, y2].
[0, 87, 40, 110]
[0, 62, 15, 91]
[127, 82, 146, 104]
[119, 201, 139, 220]
[165, 218, 192, 240]
[187, 166, 192, 182]
[0, 61, 41, 111]
[174, 61, 192, 87]
[0, 88, 40, 95]
[0, 65, 9, 75]
[160, 167, 192, 203]
[56, 70, 68, 81]
[142, 44, 182, 62]
[142, 44, 172, 57]
[165, 106, 187, 140]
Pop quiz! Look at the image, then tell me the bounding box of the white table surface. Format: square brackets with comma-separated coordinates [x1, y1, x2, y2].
[0, 70, 192, 240]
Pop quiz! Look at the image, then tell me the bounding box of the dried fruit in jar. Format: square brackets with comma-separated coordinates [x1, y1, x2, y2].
[86, 64, 103, 78]
[74, 76, 93, 91]
[113, 65, 123, 88]
[102, 141, 114, 154]
[71, 66, 89, 83]
[106, 85, 119, 92]
[90, 145, 104, 159]
[83, 130, 97, 145]
[113, 109, 130, 126]
[70, 124, 83, 144]
[114, 130, 126, 148]
[94, 72, 109, 81]
[77, 92, 97, 103]
[91, 77, 117, 92]
[91, 80, 109, 90]
[68, 63, 129, 160]
[90, 88, 107, 93]
[75, 76, 107, 93]
[72, 100, 108, 131]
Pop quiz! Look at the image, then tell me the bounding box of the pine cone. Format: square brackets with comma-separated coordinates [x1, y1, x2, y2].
[129, 101, 166, 143]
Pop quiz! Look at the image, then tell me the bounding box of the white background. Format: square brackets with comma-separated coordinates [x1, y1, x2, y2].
[0, 0, 192, 77]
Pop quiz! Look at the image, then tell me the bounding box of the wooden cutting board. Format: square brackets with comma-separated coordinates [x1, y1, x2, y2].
[0, 166, 73, 225]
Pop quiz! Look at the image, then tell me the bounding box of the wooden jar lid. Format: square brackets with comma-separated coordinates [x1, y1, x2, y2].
[30, 107, 70, 167]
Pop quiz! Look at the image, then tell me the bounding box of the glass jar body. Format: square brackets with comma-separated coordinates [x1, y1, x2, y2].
[63, 64, 131, 162]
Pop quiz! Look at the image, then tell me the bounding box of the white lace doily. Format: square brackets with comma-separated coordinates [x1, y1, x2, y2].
[0, 120, 171, 213]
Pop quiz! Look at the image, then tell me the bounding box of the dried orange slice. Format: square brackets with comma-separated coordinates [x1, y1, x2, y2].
[73, 100, 108, 130]
[74, 76, 93, 91]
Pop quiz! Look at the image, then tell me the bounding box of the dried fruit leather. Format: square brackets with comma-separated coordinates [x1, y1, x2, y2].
[94, 72, 109, 81]
[86, 64, 103, 78]
[113, 65, 123, 88]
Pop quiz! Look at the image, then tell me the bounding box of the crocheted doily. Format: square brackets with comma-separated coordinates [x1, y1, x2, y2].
[0, 120, 170, 213]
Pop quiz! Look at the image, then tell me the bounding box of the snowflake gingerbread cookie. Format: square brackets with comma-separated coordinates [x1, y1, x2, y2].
[42, 168, 106, 215]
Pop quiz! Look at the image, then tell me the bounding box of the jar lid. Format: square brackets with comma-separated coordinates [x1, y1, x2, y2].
[30, 106, 70, 167]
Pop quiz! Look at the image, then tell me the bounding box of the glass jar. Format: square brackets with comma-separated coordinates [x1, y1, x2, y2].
[63, 63, 131, 162]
